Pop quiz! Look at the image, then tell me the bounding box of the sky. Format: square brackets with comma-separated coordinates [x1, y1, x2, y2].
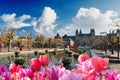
[0, 0, 120, 37]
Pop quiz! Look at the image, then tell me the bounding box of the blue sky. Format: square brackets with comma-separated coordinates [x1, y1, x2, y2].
[0, 0, 120, 37]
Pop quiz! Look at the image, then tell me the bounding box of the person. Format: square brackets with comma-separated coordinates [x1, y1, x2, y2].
[20, 46, 22, 51]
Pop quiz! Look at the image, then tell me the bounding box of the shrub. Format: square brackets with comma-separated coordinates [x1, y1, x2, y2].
[14, 58, 26, 67]
[65, 50, 72, 57]
[73, 54, 79, 59]
[15, 51, 20, 57]
[62, 58, 72, 69]
[34, 51, 38, 56]
[53, 49, 58, 55]
[45, 50, 48, 53]
[67, 52, 72, 57]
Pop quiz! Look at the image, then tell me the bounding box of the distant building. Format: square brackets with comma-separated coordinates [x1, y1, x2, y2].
[62, 29, 97, 47]
[54, 33, 61, 39]
[62, 34, 75, 47]
[75, 29, 96, 46]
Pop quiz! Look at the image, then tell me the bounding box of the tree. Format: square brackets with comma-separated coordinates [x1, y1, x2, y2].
[4, 27, 16, 52]
[107, 30, 117, 54]
[34, 34, 45, 48]
[93, 37, 107, 49]
[26, 32, 33, 51]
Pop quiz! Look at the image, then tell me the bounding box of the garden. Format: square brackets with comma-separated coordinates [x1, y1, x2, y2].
[0, 49, 120, 80]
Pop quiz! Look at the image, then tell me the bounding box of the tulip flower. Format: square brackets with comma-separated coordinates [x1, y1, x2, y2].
[39, 55, 49, 66]
[30, 58, 41, 72]
[9, 63, 22, 80]
[104, 70, 120, 80]
[19, 69, 27, 79]
[0, 65, 7, 73]
[26, 68, 34, 79]
[91, 57, 109, 73]
[9, 64, 17, 73]
[2, 72, 11, 80]
[78, 53, 89, 64]
[9, 63, 22, 73]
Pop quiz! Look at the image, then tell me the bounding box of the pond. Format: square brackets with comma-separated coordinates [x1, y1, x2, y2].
[0, 50, 79, 70]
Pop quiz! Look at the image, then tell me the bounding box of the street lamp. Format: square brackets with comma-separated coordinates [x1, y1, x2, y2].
[0, 32, 2, 52]
[117, 33, 120, 60]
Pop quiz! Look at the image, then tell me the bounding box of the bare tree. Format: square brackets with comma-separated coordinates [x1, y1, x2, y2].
[34, 34, 45, 48]
[4, 27, 16, 52]
[26, 32, 32, 51]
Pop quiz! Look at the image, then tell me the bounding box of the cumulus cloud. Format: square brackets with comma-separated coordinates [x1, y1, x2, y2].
[1, 13, 16, 22]
[19, 14, 31, 22]
[1, 13, 31, 28]
[57, 7, 119, 36]
[33, 7, 57, 37]
[31, 18, 38, 27]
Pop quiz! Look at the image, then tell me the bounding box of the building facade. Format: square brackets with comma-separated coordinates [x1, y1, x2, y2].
[75, 29, 95, 46]
[62, 29, 96, 47]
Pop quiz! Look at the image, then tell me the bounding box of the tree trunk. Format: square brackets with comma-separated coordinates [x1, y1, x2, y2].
[42, 44, 44, 48]
[8, 40, 11, 52]
[111, 45, 114, 54]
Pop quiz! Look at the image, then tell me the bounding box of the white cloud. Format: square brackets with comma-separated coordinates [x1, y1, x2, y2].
[1, 13, 16, 23]
[1, 13, 31, 28]
[57, 7, 119, 36]
[19, 14, 31, 22]
[31, 18, 37, 27]
[33, 7, 57, 37]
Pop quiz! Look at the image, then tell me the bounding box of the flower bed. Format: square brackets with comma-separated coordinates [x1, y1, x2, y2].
[0, 54, 120, 80]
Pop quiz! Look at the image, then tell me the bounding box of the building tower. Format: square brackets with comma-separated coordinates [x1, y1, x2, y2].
[76, 29, 79, 36]
[79, 29, 82, 36]
[90, 29, 95, 36]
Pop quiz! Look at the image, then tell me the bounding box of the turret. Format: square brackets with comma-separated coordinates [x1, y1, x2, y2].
[90, 29, 95, 36]
[54, 33, 61, 39]
[79, 29, 82, 36]
[76, 29, 79, 36]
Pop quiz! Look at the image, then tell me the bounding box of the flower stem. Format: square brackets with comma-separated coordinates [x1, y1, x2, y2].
[14, 72, 16, 80]
[36, 71, 39, 80]
[100, 74, 104, 80]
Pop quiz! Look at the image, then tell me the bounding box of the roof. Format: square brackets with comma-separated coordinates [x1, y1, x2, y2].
[80, 34, 91, 36]
[62, 36, 75, 41]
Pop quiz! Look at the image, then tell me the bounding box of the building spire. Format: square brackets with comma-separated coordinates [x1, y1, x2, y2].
[79, 29, 82, 35]
[76, 29, 78, 36]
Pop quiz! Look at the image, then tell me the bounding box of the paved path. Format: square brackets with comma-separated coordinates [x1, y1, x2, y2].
[86, 49, 98, 57]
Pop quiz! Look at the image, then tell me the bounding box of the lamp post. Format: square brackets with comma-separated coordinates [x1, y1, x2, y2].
[117, 34, 119, 60]
[0, 32, 2, 52]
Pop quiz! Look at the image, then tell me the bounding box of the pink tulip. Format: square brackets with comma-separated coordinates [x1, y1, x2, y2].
[104, 70, 120, 80]
[2, 72, 11, 80]
[39, 55, 49, 66]
[30, 58, 41, 72]
[26, 68, 34, 79]
[19, 69, 26, 78]
[0, 65, 7, 73]
[9, 64, 22, 73]
[16, 65, 23, 72]
[78, 53, 89, 64]
[9, 64, 17, 73]
[91, 57, 109, 73]
[72, 69, 82, 74]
